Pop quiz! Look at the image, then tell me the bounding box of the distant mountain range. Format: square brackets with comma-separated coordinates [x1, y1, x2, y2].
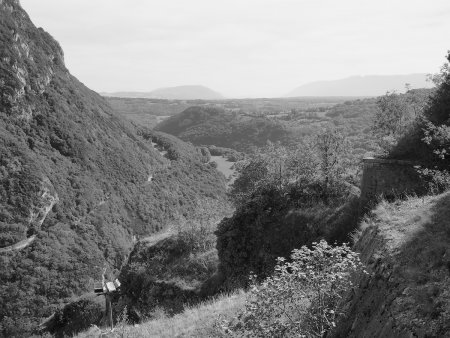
[102, 85, 224, 100]
[286, 74, 433, 97]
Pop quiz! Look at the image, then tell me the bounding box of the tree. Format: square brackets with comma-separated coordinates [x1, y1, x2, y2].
[373, 88, 431, 154]
[314, 128, 347, 204]
[229, 129, 350, 207]
[415, 52, 450, 192]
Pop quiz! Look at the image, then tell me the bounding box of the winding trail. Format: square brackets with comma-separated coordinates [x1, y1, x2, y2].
[0, 235, 36, 253]
[139, 230, 175, 246]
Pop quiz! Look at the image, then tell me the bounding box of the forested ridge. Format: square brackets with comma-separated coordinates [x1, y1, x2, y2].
[155, 106, 289, 151]
[0, 1, 227, 336]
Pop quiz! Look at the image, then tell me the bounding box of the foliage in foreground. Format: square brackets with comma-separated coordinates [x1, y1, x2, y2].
[226, 241, 365, 337]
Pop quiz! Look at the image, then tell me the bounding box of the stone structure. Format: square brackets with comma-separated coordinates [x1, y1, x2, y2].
[360, 157, 426, 206]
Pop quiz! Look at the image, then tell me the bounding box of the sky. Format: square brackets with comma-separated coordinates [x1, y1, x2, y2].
[21, 0, 450, 98]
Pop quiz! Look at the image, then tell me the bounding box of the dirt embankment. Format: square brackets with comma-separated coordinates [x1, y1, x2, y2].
[331, 193, 450, 338]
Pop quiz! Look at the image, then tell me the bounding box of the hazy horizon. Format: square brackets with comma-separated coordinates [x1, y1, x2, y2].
[21, 0, 450, 98]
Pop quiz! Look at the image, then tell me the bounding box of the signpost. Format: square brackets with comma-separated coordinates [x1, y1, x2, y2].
[94, 269, 121, 330]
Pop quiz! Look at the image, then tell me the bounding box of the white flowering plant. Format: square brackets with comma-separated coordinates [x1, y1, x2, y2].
[226, 240, 366, 337]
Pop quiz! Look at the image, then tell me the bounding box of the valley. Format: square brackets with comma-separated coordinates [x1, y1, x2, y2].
[106, 95, 360, 128]
[2, 1, 450, 337]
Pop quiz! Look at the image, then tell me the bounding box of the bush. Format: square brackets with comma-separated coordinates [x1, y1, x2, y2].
[51, 298, 103, 337]
[416, 166, 450, 194]
[226, 240, 365, 337]
[175, 198, 231, 254]
[372, 89, 431, 155]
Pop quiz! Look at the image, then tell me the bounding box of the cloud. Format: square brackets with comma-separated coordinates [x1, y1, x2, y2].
[21, 0, 450, 97]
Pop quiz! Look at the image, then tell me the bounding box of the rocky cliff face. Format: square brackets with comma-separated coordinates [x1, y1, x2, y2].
[0, 1, 226, 336]
[0, 0, 64, 120]
[331, 194, 450, 337]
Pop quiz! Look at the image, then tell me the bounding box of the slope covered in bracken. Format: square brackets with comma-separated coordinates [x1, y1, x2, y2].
[0, 1, 226, 336]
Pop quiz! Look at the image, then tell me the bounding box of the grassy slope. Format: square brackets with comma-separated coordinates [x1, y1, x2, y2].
[76, 291, 245, 338]
[333, 193, 450, 337]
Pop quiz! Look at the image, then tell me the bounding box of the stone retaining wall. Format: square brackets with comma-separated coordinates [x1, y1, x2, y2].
[360, 157, 426, 205]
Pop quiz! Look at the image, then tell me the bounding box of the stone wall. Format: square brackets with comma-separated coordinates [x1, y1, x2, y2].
[360, 157, 426, 205]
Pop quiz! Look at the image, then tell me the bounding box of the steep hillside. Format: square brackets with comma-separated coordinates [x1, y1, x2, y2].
[102, 85, 224, 100]
[331, 194, 450, 337]
[76, 291, 246, 338]
[0, 1, 226, 336]
[287, 74, 432, 97]
[154, 106, 289, 151]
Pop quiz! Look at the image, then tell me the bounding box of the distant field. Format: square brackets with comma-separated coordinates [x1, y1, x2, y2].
[210, 155, 236, 185]
[107, 95, 381, 161]
[105, 96, 360, 128]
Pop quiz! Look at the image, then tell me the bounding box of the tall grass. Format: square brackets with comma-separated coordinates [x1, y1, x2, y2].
[76, 291, 245, 338]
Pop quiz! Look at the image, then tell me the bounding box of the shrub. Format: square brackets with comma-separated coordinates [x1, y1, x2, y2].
[416, 166, 450, 194]
[373, 89, 431, 155]
[51, 298, 103, 337]
[227, 240, 365, 337]
[175, 198, 231, 254]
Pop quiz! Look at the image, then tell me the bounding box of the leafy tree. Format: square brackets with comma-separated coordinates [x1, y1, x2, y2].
[421, 52, 450, 158]
[412, 52, 450, 193]
[314, 128, 348, 204]
[229, 130, 348, 208]
[373, 88, 431, 154]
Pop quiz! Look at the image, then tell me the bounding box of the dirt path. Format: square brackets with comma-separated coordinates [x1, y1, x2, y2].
[139, 230, 175, 247]
[0, 234, 36, 254]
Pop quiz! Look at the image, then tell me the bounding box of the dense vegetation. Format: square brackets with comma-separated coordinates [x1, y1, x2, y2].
[215, 133, 362, 288]
[152, 97, 384, 163]
[366, 54, 450, 191]
[226, 241, 365, 337]
[105, 97, 191, 128]
[108, 96, 351, 130]
[155, 106, 289, 152]
[0, 2, 227, 336]
[116, 198, 232, 322]
[4, 1, 449, 337]
[388, 54, 450, 164]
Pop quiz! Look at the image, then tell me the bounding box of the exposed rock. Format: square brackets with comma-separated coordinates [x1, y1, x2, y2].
[28, 176, 59, 229]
